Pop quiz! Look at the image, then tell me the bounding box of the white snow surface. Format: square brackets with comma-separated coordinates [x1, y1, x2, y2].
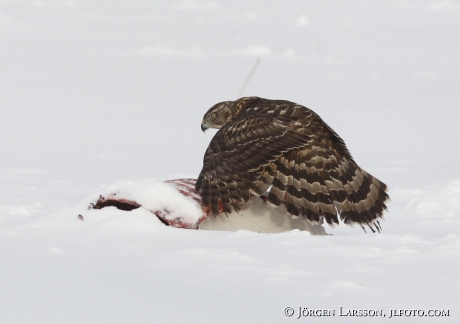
[103, 179, 203, 224]
[1, 0, 459, 323]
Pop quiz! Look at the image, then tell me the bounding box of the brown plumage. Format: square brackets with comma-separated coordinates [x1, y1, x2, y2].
[196, 97, 389, 232]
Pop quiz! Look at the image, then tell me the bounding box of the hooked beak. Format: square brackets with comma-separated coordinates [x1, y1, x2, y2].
[201, 123, 208, 132]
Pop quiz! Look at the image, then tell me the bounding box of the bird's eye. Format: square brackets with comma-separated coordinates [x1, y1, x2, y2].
[211, 113, 217, 119]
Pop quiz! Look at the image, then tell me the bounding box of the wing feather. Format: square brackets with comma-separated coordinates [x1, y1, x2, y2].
[196, 97, 389, 231]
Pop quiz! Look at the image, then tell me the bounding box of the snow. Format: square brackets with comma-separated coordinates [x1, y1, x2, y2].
[0, 0, 459, 323]
[102, 179, 203, 224]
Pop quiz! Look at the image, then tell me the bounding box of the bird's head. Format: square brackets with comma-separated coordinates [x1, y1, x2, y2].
[200, 100, 234, 132]
[200, 97, 259, 132]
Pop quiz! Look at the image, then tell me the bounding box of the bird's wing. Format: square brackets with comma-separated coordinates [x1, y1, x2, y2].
[266, 129, 389, 232]
[263, 112, 388, 232]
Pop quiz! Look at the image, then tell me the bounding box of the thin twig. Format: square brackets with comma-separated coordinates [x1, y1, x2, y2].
[239, 57, 260, 97]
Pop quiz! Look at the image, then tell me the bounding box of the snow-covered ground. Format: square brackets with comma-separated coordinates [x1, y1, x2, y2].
[1, 0, 459, 323]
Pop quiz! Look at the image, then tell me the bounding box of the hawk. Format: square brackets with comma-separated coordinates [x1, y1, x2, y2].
[196, 97, 389, 232]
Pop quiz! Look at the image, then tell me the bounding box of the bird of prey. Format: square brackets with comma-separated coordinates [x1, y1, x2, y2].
[196, 97, 389, 232]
